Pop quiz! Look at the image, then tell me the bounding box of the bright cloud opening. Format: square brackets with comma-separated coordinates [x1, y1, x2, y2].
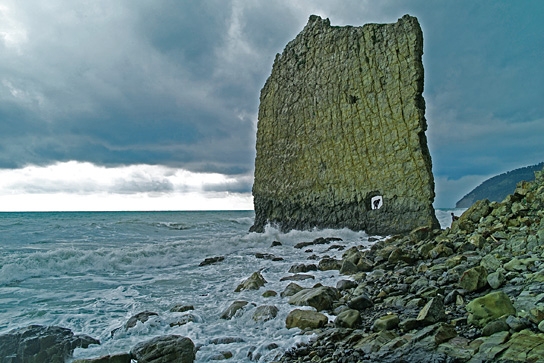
[0, 161, 253, 211]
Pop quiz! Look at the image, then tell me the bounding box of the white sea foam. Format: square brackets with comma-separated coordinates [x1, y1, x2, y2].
[0, 210, 453, 362]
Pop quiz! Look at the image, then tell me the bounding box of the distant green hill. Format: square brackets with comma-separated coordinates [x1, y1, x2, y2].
[455, 162, 544, 208]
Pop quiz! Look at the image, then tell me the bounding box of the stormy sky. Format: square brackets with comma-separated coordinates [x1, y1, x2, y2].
[0, 0, 542, 210]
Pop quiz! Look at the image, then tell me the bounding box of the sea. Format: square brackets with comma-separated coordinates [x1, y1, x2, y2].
[0, 209, 461, 362]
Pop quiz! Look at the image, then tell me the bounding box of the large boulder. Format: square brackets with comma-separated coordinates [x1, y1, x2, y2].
[288, 286, 339, 311]
[0, 325, 99, 363]
[466, 291, 516, 327]
[130, 335, 195, 363]
[285, 309, 328, 330]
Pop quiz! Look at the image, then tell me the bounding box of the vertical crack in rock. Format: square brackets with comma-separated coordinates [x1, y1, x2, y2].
[251, 15, 439, 235]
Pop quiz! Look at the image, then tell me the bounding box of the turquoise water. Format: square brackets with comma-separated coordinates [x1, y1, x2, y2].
[0, 210, 457, 361]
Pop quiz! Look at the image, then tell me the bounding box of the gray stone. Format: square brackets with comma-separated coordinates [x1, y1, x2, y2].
[416, 297, 446, 325]
[339, 259, 359, 275]
[72, 354, 131, 363]
[458, 266, 488, 292]
[262, 290, 277, 297]
[318, 257, 342, 271]
[335, 309, 361, 329]
[235, 271, 266, 292]
[336, 279, 358, 291]
[487, 270, 505, 289]
[466, 291, 516, 327]
[285, 309, 328, 330]
[288, 263, 317, 273]
[252, 305, 279, 322]
[130, 335, 195, 363]
[280, 282, 304, 298]
[169, 314, 197, 327]
[482, 319, 510, 336]
[250, 15, 439, 235]
[220, 301, 248, 320]
[372, 314, 400, 332]
[288, 286, 339, 311]
[480, 253, 502, 272]
[279, 274, 315, 281]
[170, 304, 194, 313]
[124, 311, 159, 330]
[0, 325, 99, 363]
[348, 293, 374, 311]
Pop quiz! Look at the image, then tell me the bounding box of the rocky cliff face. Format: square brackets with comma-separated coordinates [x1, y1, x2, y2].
[251, 14, 439, 234]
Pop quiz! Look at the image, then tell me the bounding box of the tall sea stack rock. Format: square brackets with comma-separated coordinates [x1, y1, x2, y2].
[251, 15, 439, 234]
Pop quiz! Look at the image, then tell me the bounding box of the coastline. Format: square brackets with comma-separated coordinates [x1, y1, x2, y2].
[2, 169, 543, 362]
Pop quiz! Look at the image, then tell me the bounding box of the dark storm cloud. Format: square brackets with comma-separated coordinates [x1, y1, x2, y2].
[0, 0, 542, 206]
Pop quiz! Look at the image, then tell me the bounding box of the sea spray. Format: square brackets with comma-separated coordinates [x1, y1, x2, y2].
[0, 210, 456, 362]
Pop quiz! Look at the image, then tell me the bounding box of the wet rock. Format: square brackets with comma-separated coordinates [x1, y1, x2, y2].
[347, 293, 374, 311]
[334, 309, 361, 329]
[504, 257, 527, 272]
[433, 323, 457, 345]
[235, 271, 267, 292]
[262, 290, 277, 297]
[288, 286, 339, 311]
[209, 351, 233, 360]
[318, 257, 342, 271]
[252, 305, 279, 322]
[336, 279, 358, 291]
[498, 330, 544, 362]
[416, 297, 446, 325]
[72, 354, 131, 363]
[199, 256, 224, 266]
[288, 263, 317, 273]
[372, 314, 400, 332]
[339, 259, 359, 275]
[255, 252, 284, 261]
[285, 309, 328, 330]
[131, 335, 195, 363]
[280, 274, 314, 281]
[126, 311, 159, 330]
[170, 304, 194, 313]
[169, 314, 198, 327]
[209, 337, 245, 344]
[487, 269, 506, 289]
[220, 301, 248, 319]
[353, 330, 397, 353]
[461, 199, 492, 224]
[271, 240, 282, 247]
[482, 319, 510, 336]
[458, 265, 488, 292]
[436, 336, 476, 361]
[0, 325, 99, 363]
[506, 315, 530, 332]
[281, 282, 304, 298]
[399, 318, 421, 332]
[466, 291, 516, 327]
[354, 261, 372, 275]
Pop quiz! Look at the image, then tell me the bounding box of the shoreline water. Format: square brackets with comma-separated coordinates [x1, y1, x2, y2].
[0, 208, 468, 362]
[0, 210, 387, 361]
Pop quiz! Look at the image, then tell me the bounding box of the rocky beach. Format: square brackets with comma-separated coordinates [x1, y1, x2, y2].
[2, 169, 543, 362]
[271, 169, 544, 363]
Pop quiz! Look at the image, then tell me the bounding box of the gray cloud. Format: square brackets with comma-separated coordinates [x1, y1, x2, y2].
[0, 0, 542, 207]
